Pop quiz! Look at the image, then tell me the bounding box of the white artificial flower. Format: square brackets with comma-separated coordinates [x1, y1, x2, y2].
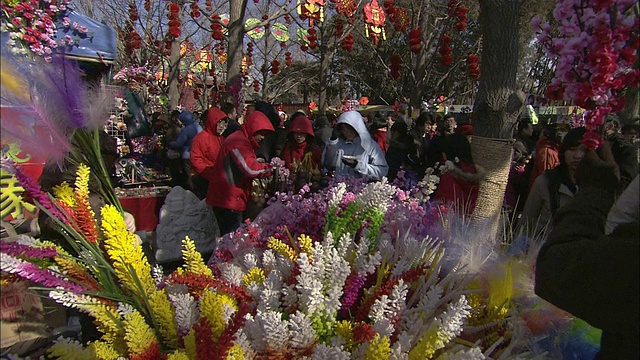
[287, 311, 317, 350]
[169, 293, 199, 336]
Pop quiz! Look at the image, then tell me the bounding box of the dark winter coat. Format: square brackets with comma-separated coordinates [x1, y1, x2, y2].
[536, 186, 639, 359]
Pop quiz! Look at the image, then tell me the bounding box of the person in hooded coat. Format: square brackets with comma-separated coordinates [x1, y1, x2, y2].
[280, 115, 322, 169]
[206, 111, 275, 235]
[190, 107, 228, 199]
[169, 111, 203, 189]
[322, 111, 389, 181]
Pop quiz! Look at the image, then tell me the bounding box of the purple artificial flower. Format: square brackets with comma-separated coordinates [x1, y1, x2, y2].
[0, 240, 58, 259]
[339, 273, 366, 318]
[11, 164, 69, 223]
[1, 253, 86, 293]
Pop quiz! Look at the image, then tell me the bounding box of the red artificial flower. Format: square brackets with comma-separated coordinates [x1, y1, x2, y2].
[581, 130, 602, 151]
[353, 323, 376, 343]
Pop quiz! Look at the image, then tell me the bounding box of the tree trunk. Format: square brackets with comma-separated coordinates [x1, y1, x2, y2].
[470, 0, 525, 239]
[317, 44, 333, 116]
[227, 0, 249, 108]
[168, 37, 181, 110]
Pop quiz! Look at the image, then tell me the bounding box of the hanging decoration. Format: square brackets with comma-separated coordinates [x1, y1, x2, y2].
[297, 28, 310, 51]
[167, 2, 181, 39]
[220, 13, 230, 35]
[245, 18, 265, 39]
[389, 54, 402, 79]
[341, 33, 354, 51]
[285, 52, 292, 66]
[439, 34, 452, 66]
[245, 42, 254, 67]
[307, 28, 318, 49]
[190, 1, 201, 18]
[271, 59, 280, 74]
[335, 0, 357, 21]
[271, 23, 290, 42]
[363, 0, 386, 45]
[210, 14, 224, 40]
[384, 0, 409, 32]
[297, 0, 326, 27]
[467, 53, 480, 80]
[408, 28, 422, 53]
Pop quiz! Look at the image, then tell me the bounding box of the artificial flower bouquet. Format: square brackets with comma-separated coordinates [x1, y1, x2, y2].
[0, 159, 601, 359]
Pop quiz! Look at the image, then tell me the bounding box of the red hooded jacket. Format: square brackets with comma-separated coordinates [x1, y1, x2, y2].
[190, 107, 227, 181]
[206, 111, 275, 211]
[280, 115, 322, 168]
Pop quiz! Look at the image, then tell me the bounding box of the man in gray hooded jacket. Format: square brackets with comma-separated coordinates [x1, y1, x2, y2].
[322, 111, 388, 181]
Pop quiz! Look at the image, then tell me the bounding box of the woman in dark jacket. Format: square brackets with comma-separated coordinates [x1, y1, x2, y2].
[385, 120, 418, 182]
[536, 142, 639, 359]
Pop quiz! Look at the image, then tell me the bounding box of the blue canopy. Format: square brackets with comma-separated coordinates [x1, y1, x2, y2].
[54, 8, 117, 62]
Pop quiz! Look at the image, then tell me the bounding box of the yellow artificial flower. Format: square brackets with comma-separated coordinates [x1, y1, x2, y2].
[243, 267, 265, 287]
[182, 236, 213, 277]
[149, 289, 180, 349]
[408, 325, 445, 360]
[74, 163, 91, 199]
[101, 205, 155, 295]
[364, 333, 391, 360]
[123, 310, 158, 356]
[70, 298, 123, 350]
[298, 234, 314, 260]
[47, 338, 94, 360]
[88, 341, 119, 360]
[334, 320, 355, 351]
[200, 289, 238, 340]
[183, 329, 197, 359]
[52, 182, 76, 207]
[167, 350, 190, 360]
[487, 260, 513, 319]
[267, 237, 296, 262]
[226, 344, 245, 360]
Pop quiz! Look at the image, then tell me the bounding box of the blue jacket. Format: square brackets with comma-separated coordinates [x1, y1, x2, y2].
[322, 111, 388, 181]
[169, 111, 203, 159]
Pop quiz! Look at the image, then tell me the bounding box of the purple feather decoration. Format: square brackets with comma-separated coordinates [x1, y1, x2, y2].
[1, 53, 112, 163]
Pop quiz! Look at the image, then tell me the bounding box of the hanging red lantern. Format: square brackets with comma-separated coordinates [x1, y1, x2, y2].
[253, 79, 260, 92]
[271, 59, 280, 74]
[190, 2, 201, 19]
[466, 53, 480, 80]
[389, 54, 402, 79]
[363, 0, 387, 45]
[308, 27, 318, 49]
[408, 28, 422, 53]
[129, 4, 138, 22]
[144, 0, 150, 12]
[341, 33, 354, 51]
[210, 14, 224, 40]
[285, 52, 292, 66]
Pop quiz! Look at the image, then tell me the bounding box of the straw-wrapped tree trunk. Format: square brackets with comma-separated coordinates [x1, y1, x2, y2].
[471, 0, 525, 238]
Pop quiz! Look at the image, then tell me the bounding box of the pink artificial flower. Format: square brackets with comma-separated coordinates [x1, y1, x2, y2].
[581, 131, 602, 151]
